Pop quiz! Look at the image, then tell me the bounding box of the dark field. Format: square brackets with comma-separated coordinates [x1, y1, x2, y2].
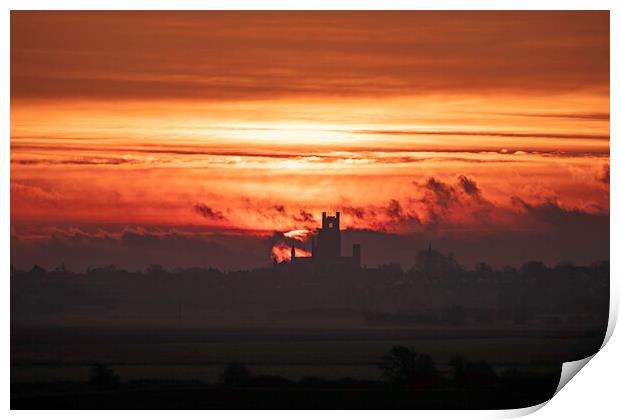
[11, 327, 603, 409]
[12, 328, 601, 381]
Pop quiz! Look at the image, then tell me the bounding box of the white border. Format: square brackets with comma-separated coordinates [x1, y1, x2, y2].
[3, 1, 617, 418]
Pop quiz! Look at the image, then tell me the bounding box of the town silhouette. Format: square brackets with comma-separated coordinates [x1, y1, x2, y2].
[11, 210, 609, 409]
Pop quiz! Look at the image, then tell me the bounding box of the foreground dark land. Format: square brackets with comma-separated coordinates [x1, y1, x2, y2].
[12, 369, 561, 409]
[10, 326, 601, 409]
[10, 256, 609, 408]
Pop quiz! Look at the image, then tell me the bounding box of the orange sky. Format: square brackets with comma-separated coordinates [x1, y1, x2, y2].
[10, 11, 610, 268]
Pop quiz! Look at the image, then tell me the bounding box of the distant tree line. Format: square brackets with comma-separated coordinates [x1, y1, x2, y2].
[10, 252, 609, 332]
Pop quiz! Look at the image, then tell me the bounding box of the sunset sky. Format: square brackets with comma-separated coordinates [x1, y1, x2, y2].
[10, 11, 610, 270]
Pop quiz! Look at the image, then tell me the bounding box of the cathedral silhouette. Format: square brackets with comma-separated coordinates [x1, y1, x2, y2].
[290, 212, 361, 267]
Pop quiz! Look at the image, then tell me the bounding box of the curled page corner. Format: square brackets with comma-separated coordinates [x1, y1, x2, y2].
[492, 401, 548, 418]
[552, 303, 614, 398]
[602, 294, 618, 348]
[551, 297, 616, 396]
[494, 354, 597, 419]
[555, 355, 595, 396]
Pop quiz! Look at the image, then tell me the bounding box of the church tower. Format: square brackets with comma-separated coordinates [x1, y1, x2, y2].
[315, 211, 341, 261]
[285, 210, 361, 268]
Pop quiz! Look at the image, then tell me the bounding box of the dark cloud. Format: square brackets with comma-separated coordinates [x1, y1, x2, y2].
[458, 175, 480, 196]
[363, 174, 605, 235]
[11, 157, 134, 166]
[10, 142, 313, 160]
[424, 177, 457, 209]
[253, 204, 316, 226]
[293, 210, 315, 223]
[11, 140, 610, 159]
[342, 206, 366, 220]
[511, 197, 610, 232]
[379, 200, 421, 229]
[386, 199, 403, 219]
[193, 204, 226, 220]
[11, 227, 271, 271]
[343, 185, 608, 268]
[341, 206, 608, 269]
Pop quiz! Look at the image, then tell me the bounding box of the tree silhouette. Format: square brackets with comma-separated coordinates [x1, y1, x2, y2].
[448, 356, 498, 388]
[414, 353, 441, 387]
[448, 355, 466, 386]
[89, 363, 119, 389]
[219, 363, 252, 387]
[379, 346, 442, 387]
[30, 264, 46, 274]
[379, 346, 418, 384]
[464, 360, 498, 387]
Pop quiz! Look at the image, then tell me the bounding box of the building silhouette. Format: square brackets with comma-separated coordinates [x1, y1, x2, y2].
[415, 241, 459, 278]
[291, 211, 361, 267]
